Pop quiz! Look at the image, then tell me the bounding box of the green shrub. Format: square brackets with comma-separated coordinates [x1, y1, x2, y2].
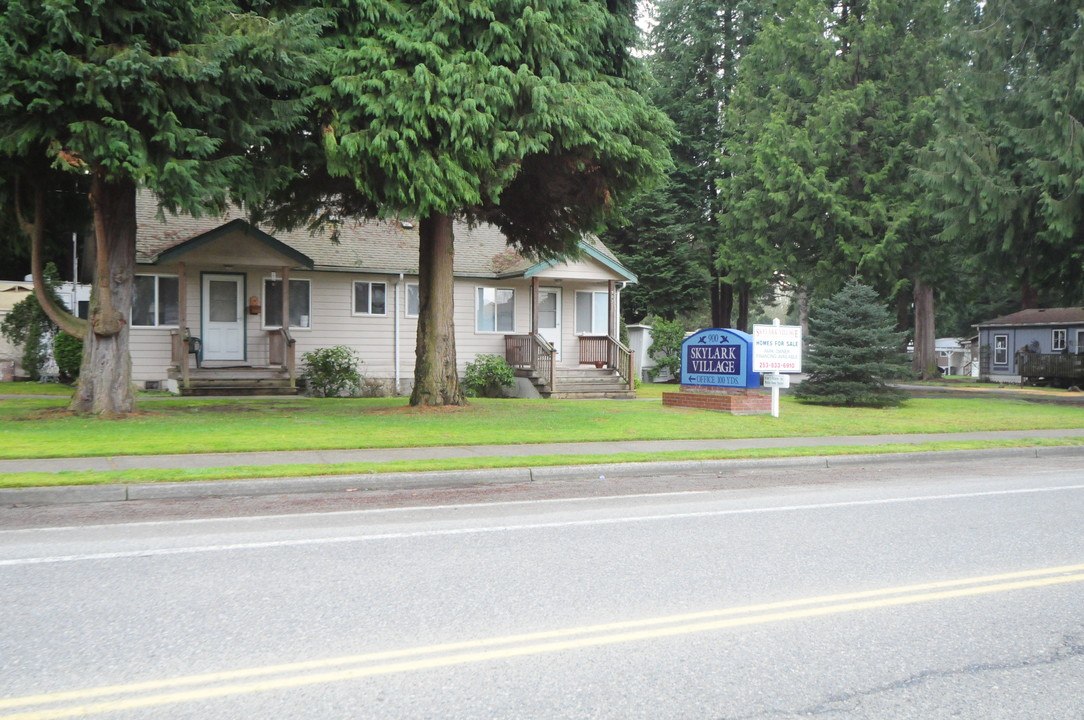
[463, 354, 514, 397]
[301, 345, 362, 397]
[646, 317, 685, 382]
[53, 331, 83, 381]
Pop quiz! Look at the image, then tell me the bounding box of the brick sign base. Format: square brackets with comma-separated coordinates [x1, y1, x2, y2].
[662, 386, 771, 415]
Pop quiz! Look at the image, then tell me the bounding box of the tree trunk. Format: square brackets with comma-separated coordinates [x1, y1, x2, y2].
[70, 173, 136, 415]
[17, 178, 86, 338]
[736, 284, 750, 333]
[911, 277, 938, 380]
[410, 212, 465, 406]
[711, 277, 733, 329]
[796, 286, 811, 355]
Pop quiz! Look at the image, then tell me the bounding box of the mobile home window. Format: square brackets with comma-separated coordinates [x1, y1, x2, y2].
[993, 334, 1008, 365]
[353, 281, 387, 316]
[1052, 329, 1067, 351]
[264, 278, 310, 329]
[131, 275, 179, 327]
[476, 287, 514, 332]
[575, 291, 609, 335]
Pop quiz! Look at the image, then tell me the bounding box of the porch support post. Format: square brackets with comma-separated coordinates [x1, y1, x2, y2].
[281, 266, 290, 332]
[281, 266, 295, 387]
[178, 262, 190, 389]
[531, 276, 540, 336]
[608, 280, 617, 365]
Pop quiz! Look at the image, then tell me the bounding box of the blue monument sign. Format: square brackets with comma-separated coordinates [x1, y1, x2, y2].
[681, 328, 760, 389]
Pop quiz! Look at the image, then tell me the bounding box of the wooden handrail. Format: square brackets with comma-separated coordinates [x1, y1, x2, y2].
[578, 335, 635, 392]
[505, 333, 556, 392]
[269, 327, 297, 387]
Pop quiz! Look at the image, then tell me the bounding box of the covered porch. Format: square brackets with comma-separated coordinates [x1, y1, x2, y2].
[504, 277, 635, 398]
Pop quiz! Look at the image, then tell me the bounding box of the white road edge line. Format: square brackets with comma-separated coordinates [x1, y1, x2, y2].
[3, 484, 1084, 567]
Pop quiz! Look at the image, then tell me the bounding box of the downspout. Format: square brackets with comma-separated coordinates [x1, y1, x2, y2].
[395, 273, 403, 395]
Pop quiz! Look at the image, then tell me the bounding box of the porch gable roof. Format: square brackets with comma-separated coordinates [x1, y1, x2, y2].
[150, 219, 315, 268]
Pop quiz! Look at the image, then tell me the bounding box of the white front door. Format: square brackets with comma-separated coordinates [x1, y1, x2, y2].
[538, 287, 561, 361]
[201, 274, 245, 362]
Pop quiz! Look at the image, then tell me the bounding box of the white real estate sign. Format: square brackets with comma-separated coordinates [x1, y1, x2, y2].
[752, 323, 803, 373]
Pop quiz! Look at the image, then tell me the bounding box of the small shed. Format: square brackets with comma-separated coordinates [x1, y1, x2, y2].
[974, 307, 1084, 385]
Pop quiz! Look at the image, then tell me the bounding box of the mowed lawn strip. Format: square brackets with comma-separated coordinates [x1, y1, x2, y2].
[1, 393, 1082, 460]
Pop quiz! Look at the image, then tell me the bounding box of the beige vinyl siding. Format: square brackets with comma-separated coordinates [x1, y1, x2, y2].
[128, 265, 622, 388]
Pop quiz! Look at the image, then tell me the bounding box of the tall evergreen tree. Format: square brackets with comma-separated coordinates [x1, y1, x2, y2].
[921, 0, 1084, 308]
[0, 0, 321, 414]
[262, 0, 672, 406]
[605, 0, 770, 328]
[718, 0, 954, 374]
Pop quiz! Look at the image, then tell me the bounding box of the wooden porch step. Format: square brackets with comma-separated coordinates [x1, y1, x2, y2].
[183, 385, 300, 397]
[169, 365, 298, 396]
[517, 366, 636, 399]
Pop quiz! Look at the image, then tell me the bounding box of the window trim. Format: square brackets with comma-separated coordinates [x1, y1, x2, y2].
[475, 286, 515, 333]
[993, 334, 1008, 365]
[575, 290, 610, 335]
[131, 273, 180, 328]
[1052, 328, 1067, 352]
[262, 276, 312, 330]
[352, 280, 388, 317]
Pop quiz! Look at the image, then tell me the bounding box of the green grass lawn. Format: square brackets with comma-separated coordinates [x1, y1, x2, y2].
[1, 392, 1081, 460]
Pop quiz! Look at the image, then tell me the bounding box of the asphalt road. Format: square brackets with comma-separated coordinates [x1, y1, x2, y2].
[3, 453, 1084, 719]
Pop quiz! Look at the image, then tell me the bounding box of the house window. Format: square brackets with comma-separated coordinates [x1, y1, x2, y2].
[1052, 329, 1067, 352]
[353, 281, 387, 315]
[476, 287, 514, 332]
[264, 278, 310, 329]
[132, 275, 179, 327]
[575, 290, 609, 335]
[993, 334, 1008, 365]
[406, 283, 419, 317]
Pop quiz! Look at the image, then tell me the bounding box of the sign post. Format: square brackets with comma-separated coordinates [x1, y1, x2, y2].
[752, 320, 803, 418]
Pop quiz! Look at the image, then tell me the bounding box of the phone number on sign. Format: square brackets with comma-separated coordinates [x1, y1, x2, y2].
[756, 362, 798, 370]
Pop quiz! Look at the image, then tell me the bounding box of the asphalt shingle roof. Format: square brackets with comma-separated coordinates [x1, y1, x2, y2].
[135, 193, 627, 279]
[975, 307, 1084, 327]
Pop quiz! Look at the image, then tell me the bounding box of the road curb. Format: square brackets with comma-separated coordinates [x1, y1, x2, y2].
[3, 445, 1082, 507]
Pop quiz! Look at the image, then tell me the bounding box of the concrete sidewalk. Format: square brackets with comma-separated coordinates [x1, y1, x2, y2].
[2, 429, 1083, 506]
[3, 428, 1084, 474]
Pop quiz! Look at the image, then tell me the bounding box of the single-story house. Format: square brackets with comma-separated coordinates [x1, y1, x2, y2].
[133, 193, 637, 397]
[974, 307, 1084, 385]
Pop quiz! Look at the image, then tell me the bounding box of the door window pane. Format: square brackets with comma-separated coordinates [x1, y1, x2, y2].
[539, 291, 557, 330]
[209, 280, 238, 323]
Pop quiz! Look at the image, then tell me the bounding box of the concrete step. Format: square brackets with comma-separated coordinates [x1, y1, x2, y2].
[182, 385, 299, 397]
[545, 390, 638, 400]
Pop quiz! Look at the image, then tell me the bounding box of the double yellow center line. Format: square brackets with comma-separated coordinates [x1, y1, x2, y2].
[5, 563, 1084, 719]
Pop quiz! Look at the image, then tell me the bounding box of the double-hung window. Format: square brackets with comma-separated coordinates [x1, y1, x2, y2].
[264, 278, 310, 328]
[575, 290, 609, 335]
[993, 334, 1008, 365]
[1052, 329, 1067, 352]
[353, 281, 387, 315]
[132, 275, 179, 327]
[476, 287, 514, 332]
